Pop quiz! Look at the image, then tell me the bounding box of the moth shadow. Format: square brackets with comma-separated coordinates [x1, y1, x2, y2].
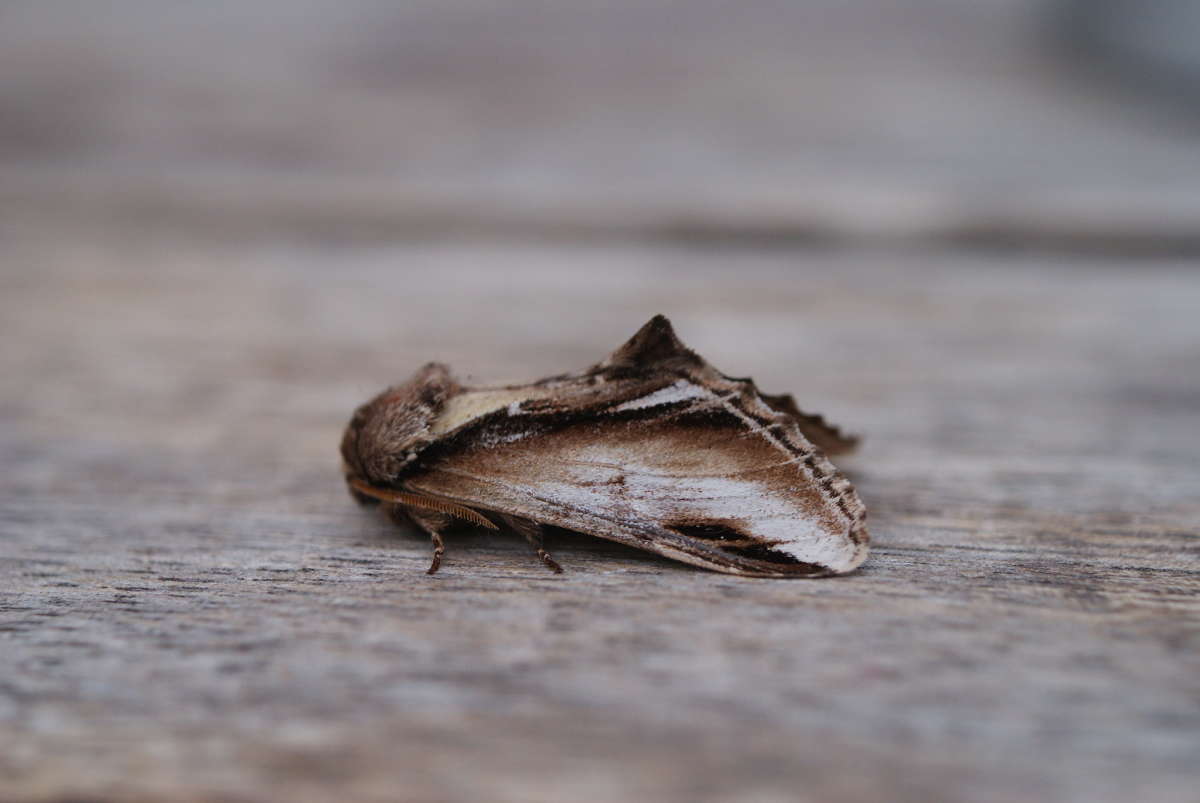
[355, 507, 689, 573]
[541, 525, 688, 572]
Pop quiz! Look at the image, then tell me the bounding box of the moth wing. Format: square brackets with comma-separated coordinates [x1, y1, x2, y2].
[404, 383, 868, 577]
[759, 392, 860, 456]
[603, 314, 860, 456]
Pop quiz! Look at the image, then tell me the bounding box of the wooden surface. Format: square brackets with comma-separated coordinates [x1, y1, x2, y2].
[3, 217, 1198, 803]
[2, 3, 1200, 803]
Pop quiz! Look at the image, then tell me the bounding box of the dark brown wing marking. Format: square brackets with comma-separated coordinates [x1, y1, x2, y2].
[760, 391, 860, 456]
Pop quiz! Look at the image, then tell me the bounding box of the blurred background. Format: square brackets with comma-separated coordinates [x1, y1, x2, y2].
[3, 0, 1200, 246]
[2, 3, 1199, 803]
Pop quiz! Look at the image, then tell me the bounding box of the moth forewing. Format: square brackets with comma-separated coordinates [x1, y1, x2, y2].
[341, 315, 868, 577]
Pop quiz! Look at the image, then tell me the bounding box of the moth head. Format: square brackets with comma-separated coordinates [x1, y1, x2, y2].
[341, 362, 462, 497]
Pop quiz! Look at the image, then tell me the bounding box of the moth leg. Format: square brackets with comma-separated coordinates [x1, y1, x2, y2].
[404, 506, 452, 575]
[501, 514, 563, 574]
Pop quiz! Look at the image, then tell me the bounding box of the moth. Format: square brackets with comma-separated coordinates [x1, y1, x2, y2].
[341, 315, 868, 577]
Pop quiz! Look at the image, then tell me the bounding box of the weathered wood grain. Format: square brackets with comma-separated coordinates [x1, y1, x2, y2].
[1, 210, 1198, 803]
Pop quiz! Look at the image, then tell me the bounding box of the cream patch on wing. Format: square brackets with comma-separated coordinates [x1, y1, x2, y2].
[613, 379, 707, 412]
[533, 444, 862, 571]
[431, 387, 556, 435]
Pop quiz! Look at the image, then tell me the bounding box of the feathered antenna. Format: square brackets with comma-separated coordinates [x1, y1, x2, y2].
[348, 478, 498, 529]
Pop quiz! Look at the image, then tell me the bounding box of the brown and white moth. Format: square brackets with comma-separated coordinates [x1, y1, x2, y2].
[341, 315, 868, 577]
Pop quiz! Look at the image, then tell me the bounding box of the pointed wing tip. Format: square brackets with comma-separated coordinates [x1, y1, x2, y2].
[787, 537, 870, 578]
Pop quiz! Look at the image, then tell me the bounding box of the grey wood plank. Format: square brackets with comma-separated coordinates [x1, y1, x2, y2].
[1, 214, 1197, 803]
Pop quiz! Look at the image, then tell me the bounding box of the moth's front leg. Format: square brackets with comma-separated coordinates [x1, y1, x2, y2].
[404, 506, 452, 575]
[501, 514, 564, 574]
